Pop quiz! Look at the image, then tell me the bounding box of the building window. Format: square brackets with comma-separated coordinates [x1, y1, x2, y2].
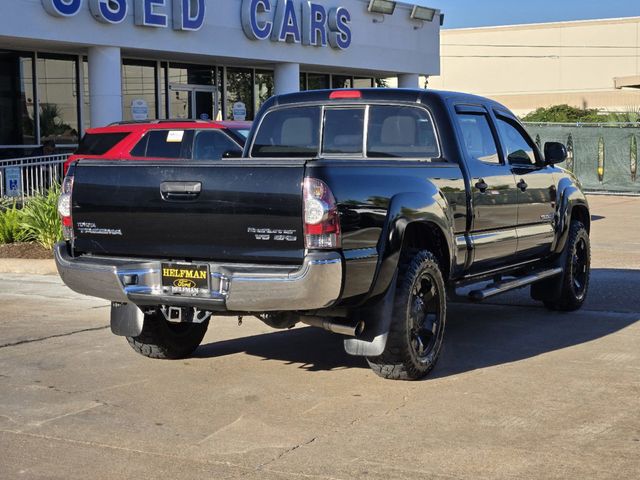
[82, 58, 90, 133]
[354, 77, 374, 88]
[37, 53, 80, 145]
[300, 72, 307, 91]
[255, 70, 274, 114]
[0, 50, 36, 147]
[226, 67, 254, 120]
[122, 60, 157, 122]
[332, 75, 353, 89]
[307, 73, 330, 90]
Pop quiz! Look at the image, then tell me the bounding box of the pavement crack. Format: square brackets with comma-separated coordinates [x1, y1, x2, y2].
[0, 326, 109, 349]
[255, 436, 318, 471]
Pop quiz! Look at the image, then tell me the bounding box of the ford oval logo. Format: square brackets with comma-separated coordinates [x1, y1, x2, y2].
[174, 279, 197, 289]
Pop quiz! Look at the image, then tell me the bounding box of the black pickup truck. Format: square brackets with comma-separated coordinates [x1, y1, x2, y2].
[55, 88, 591, 380]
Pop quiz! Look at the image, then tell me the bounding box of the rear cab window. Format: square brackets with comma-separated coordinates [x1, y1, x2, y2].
[250, 103, 441, 160]
[251, 107, 321, 157]
[76, 132, 130, 155]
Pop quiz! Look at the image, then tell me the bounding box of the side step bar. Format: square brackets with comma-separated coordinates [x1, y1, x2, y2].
[469, 267, 563, 301]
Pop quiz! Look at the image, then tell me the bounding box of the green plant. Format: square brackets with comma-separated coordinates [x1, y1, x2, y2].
[0, 201, 26, 244]
[522, 104, 604, 123]
[19, 186, 62, 250]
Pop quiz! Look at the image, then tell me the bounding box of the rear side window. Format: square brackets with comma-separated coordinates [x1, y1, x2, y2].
[75, 132, 129, 155]
[131, 130, 194, 159]
[192, 130, 241, 160]
[251, 107, 321, 157]
[323, 108, 365, 155]
[367, 106, 439, 158]
[456, 113, 500, 165]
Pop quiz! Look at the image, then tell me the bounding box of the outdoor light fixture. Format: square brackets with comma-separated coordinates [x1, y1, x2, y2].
[368, 0, 396, 15]
[410, 5, 437, 22]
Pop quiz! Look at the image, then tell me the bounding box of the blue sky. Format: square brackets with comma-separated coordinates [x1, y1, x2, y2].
[441, 0, 640, 29]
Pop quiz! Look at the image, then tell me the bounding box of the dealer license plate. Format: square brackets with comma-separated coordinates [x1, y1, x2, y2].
[161, 263, 210, 296]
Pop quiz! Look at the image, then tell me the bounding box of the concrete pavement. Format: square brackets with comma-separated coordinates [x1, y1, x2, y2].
[0, 195, 638, 479]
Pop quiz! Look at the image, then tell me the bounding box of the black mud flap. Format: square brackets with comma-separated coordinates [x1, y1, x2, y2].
[110, 302, 145, 337]
[343, 273, 397, 357]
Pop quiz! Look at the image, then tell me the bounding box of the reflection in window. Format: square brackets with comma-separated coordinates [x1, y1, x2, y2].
[255, 70, 274, 114]
[168, 64, 215, 86]
[307, 73, 329, 90]
[353, 77, 374, 88]
[323, 108, 364, 155]
[193, 130, 241, 160]
[496, 117, 537, 166]
[332, 75, 352, 89]
[37, 54, 79, 144]
[367, 106, 439, 158]
[82, 58, 90, 133]
[0, 50, 35, 146]
[251, 106, 321, 157]
[456, 113, 500, 164]
[226, 67, 253, 120]
[122, 60, 157, 121]
[159, 63, 168, 119]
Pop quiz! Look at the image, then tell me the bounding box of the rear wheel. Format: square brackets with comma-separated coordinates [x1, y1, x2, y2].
[533, 220, 590, 311]
[126, 311, 209, 359]
[367, 250, 446, 380]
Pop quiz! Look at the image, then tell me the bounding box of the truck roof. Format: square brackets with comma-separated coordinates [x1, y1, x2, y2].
[264, 88, 508, 113]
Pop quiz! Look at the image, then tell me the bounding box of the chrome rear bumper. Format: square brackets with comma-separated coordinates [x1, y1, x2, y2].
[54, 243, 343, 312]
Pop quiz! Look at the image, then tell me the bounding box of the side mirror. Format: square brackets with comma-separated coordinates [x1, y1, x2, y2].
[544, 142, 567, 165]
[222, 150, 242, 159]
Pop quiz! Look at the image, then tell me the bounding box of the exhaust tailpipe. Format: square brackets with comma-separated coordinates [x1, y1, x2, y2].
[300, 316, 365, 337]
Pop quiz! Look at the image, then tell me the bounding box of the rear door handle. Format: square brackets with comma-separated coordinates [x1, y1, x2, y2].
[475, 179, 488, 193]
[517, 179, 528, 192]
[160, 181, 202, 201]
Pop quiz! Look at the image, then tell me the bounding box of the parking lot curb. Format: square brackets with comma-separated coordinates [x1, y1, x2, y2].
[0, 259, 58, 276]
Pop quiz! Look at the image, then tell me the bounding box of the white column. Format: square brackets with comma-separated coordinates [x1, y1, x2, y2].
[88, 46, 122, 127]
[397, 73, 420, 89]
[274, 63, 300, 95]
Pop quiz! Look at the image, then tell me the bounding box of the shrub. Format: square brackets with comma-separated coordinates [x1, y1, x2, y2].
[522, 104, 604, 123]
[0, 201, 26, 244]
[19, 186, 62, 250]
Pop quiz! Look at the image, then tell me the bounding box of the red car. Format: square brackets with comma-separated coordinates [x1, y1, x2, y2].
[64, 120, 251, 173]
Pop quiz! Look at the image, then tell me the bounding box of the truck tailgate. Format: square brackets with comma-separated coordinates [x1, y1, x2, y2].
[71, 160, 306, 264]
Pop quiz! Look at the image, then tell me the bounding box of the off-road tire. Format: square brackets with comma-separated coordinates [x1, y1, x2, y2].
[533, 220, 590, 312]
[367, 250, 446, 380]
[126, 311, 209, 359]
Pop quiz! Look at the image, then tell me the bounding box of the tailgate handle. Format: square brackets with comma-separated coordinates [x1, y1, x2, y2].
[160, 181, 202, 201]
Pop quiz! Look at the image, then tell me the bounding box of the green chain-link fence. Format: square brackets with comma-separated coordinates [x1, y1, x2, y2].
[524, 123, 640, 194]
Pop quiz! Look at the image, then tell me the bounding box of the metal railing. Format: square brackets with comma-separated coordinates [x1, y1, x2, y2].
[0, 154, 70, 201]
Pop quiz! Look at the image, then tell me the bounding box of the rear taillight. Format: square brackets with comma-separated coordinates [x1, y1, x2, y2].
[303, 178, 341, 249]
[58, 175, 74, 240]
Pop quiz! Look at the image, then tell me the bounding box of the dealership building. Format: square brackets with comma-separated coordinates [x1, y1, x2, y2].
[0, 0, 441, 157]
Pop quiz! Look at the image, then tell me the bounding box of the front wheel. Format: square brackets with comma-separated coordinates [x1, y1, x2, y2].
[533, 220, 591, 311]
[367, 250, 446, 381]
[126, 311, 209, 359]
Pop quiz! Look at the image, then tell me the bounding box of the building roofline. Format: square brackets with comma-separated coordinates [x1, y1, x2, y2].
[443, 16, 640, 34]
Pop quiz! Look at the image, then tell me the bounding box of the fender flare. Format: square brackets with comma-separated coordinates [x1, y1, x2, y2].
[553, 178, 590, 254]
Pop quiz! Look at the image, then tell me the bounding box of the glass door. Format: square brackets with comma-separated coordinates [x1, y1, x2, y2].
[169, 84, 218, 120]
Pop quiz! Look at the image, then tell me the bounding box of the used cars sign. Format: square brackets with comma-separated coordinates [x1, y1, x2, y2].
[41, 0, 207, 31]
[241, 0, 352, 49]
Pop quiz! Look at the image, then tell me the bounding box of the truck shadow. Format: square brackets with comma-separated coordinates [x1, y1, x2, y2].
[195, 268, 639, 378]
